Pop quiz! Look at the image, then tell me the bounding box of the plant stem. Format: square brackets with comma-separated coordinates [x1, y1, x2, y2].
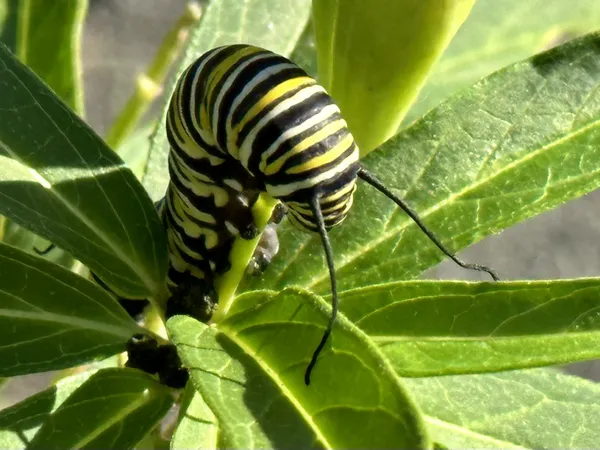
[104, 1, 202, 150]
[212, 195, 279, 323]
[0, 216, 5, 241]
[145, 301, 169, 341]
[16, 0, 31, 63]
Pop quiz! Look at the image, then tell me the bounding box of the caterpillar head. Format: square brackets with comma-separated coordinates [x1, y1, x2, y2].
[277, 162, 361, 233]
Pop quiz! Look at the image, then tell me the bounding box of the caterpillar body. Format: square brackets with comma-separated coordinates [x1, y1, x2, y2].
[162, 45, 358, 298]
[161, 44, 499, 384]
[37, 44, 499, 385]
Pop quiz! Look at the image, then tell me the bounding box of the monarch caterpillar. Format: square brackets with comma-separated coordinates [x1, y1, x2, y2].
[35, 44, 499, 385]
[161, 44, 500, 385]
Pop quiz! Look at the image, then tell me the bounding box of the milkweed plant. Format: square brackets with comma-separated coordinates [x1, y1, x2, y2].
[0, 0, 600, 448]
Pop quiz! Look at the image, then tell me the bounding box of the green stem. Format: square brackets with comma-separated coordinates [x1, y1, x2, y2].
[0, 216, 5, 241]
[145, 300, 169, 341]
[16, 0, 31, 62]
[212, 195, 279, 323]
[104, 1, 202, 150]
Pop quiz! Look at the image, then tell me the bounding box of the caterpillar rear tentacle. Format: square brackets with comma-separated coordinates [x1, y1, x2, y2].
[33, 243, 56, 256]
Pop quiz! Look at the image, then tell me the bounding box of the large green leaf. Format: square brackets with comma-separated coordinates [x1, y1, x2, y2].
[169, 288, 430, 449]
[0, 43, 168, 298]
[142, 0, 312, 201]
[0, 370, 95, 448]
[339, 279, 600, 376]
[405, 0, 600, 124]
[2, 0, 112, 266]
[242, 31, 600, 296]
[171, 390, 218, 449]
[16, 0, 87, 114]
[27, 368, 173, 449]
[406, 369, 600, 449]
[0, 243, 140, 377]
[293, 0, 600, 128]
[313, 0, 475, 155]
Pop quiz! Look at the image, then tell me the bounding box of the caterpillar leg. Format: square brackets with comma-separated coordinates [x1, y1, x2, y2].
[246, 204, 286, 276]
[247, 223, 279, 276]
[358, 167, 500, 281]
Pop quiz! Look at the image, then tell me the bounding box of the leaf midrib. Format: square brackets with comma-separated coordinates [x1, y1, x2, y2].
[0, 307, 137, 340]
[424, 416, 528, 449]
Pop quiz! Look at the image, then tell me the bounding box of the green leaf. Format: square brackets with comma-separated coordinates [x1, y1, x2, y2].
[169, 288, 430, 449]
[405, 0, 600, 124]
[290, 20, 317, 78]
[313, 0, 475, 155]
[1, 0, 86, 269]
[0, 43, 168, 298]
[1, 220, 73, 269]
[339, 278, 600, 376]
[116, 124, 154, 180]
[171, 390, 218, 449]
[0, 370, 95, 449]
[0, 0, 17, 51]
[0, 242, 140, 377]
[28, 368, 173, 450]
[242, 31, 600, 296]
[0, 0, 87, 271]
[142, 0, 312, 201]
[16, 0, 87, 114]
[405, 369, 600, 449]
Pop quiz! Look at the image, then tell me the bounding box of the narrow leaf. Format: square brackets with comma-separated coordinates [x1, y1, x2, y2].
[405, 369, 600, 449]
[290, 20, 317, 78]
[406, 0, 600, 124]
[0, 243, 140, 377]
[0, 370, 95, 449]
[0, 0, 17, 51]
[0, 43, 168, 298]
[16, 0, 87, 114]
[27, 368, 173, 450]
[116, 124, 154, 180]
[242, 31, 600, 295]
[339, 279, 600, 376]
[169, 288, 430, 449]
[142, 0, 312, 201]
[313, 0, 475, 154]
[1, 220, 73, 269]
